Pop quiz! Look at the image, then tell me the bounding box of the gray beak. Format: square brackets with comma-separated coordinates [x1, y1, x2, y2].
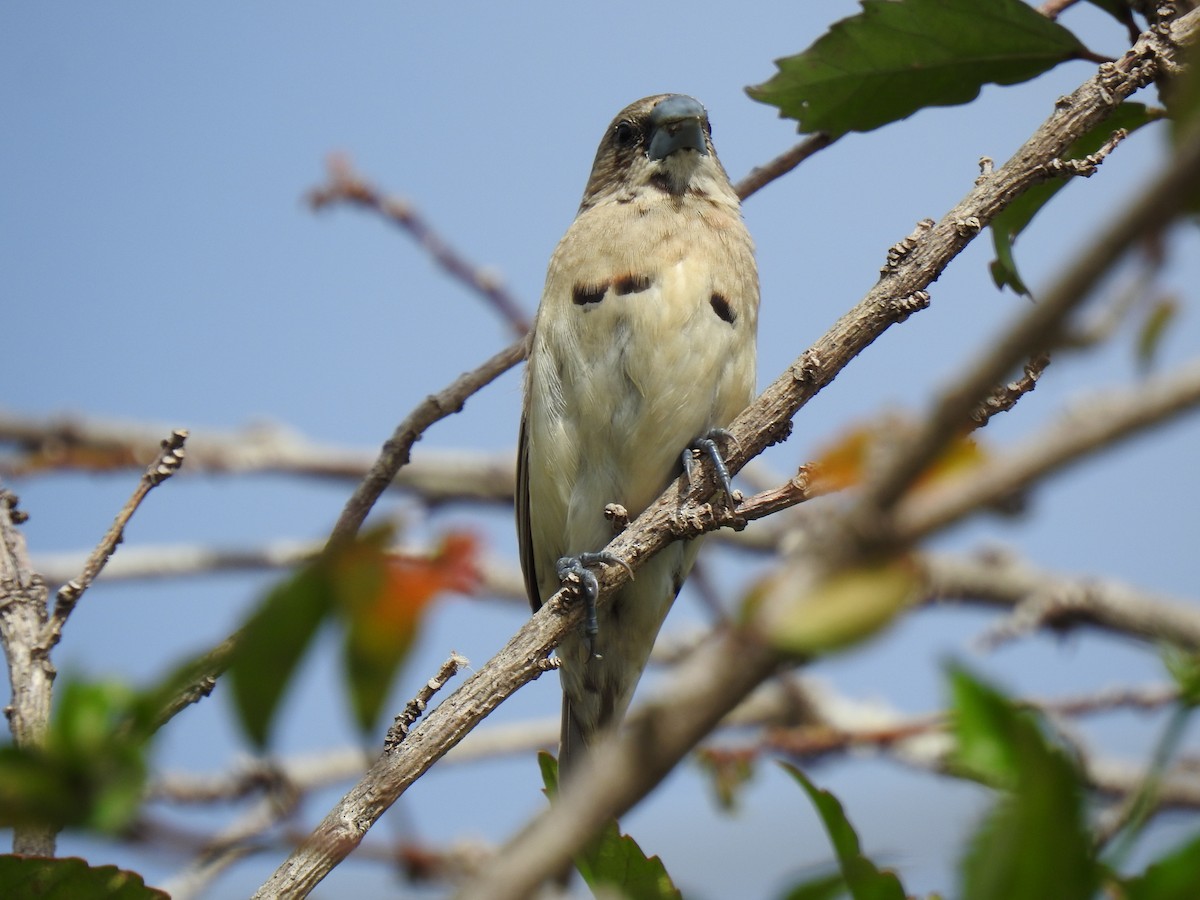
[647, 94, 709, 160]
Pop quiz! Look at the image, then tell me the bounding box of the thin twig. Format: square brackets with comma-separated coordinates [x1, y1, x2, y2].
[46, 430, 187, 647]
[309, 156, 532, 337]
[384, 652, 470, 751]
[733, 132, 836, 200]
[327, 337, 527, 545]
[970, 352, 1051, 428]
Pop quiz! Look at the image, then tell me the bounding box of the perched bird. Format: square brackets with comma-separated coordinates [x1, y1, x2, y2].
[517, 94, 759, 776]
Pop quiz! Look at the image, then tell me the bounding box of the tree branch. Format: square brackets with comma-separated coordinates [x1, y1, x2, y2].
[309, 155, 533, 337]
[925, 550, 1200, 650]
[0, 410, 519, 505]
[327, 336, 527, 544]
[0, 487, 55, 855]
[45, 430, 187, 649]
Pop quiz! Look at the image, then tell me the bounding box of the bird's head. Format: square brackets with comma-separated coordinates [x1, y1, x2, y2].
[578, 94, 735, 212]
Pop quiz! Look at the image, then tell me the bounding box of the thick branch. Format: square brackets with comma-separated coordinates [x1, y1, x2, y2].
[0, 487, 55, 855]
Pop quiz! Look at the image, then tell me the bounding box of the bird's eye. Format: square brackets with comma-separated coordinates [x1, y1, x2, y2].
[613, 121, 637, 148]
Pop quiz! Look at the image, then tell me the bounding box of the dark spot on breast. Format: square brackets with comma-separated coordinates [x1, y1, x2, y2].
[573, 282, 609, 305]
[671, 568, 686, 598]
[649, 171, 677, 194]
[614, 274, 652, 295]
[710, 293, 735, 324]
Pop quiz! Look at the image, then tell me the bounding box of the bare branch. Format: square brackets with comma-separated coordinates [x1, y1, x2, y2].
[328, 337, 527, 544]
[733, 132, 836, 200]
[896, 358, 1200, 542]
[46, 430, 187, 648]
[384, 652, 470, 751]
[309, 156, 532, 337]
[0, 411, 518, 505]
[864, 109, 1200, 515]
[970, 352, 1052, 428]
[925, 550, 1200, 651]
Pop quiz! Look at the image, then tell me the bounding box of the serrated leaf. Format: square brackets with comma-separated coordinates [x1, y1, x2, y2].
[537, 753, 682, 899]
[749, 557, 917, 657]
[747, 0, 1087, 136]
[782, 764, 907, 900]
[0, 855, 168, 900]
[228, 561, 333, 748]
[1122, 832, 1200, 900]
[577, 821, 683, 900]
[990, 102, 1157, 295]
[951, 666, 1098, 900]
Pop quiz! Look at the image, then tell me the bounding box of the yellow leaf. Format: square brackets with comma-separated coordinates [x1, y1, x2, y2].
[747, 557, 919, 656]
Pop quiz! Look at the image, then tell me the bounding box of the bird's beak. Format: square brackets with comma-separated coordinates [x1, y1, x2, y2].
[647, 94, 709, 160]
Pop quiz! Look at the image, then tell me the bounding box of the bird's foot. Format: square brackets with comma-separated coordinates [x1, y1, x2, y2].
[683, 428, 739, 504]
[556, 551, 634, 658]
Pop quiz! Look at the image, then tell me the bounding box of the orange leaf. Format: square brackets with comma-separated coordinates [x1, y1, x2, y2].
[809, 424, 874, 493]
[808, 420, 986, 496]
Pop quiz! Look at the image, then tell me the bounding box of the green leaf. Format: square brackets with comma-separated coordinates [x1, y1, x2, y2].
[951, 666, 1098, 900]
[778, 870, 848, 900]
[537, 750, 560, 796]
[782, 764, 907, 900]
[1135, 298, 1178, 374]
[1122, 832, 1200, 900]
[537, 753, 682, 900]
[747, 0, 1088, 136]
[577, 821, 683, 900]
[947, 667, 1024, 786]
[227, 562, 333, 747]
[990, 102, 1158, 295]
[0, 855, 168, 900]
[747, 558, 916, 658]
[988, 221, 1032, 296]
[332, 530, 415, 735]
[1161, 645, 1200, 707]
[0, 745, 85, 830]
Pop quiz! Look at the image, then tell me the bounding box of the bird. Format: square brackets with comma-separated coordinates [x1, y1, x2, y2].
[517, 94, 759, 778]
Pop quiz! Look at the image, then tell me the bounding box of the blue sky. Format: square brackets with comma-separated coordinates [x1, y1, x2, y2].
[4, 3, 1199, 897]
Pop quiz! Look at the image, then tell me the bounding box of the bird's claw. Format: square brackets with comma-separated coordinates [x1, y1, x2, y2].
[556, 551, 633, 658]
[683, 428, 737, 502]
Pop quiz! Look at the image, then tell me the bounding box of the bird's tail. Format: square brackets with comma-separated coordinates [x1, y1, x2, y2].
[557, 694, 590, 784]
